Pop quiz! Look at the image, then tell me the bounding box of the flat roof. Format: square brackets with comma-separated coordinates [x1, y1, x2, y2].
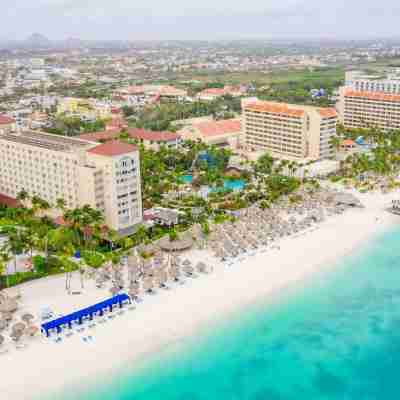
[0, 131, 96, 152]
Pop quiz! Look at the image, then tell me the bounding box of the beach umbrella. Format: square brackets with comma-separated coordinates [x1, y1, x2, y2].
[143, 278, 153, 293]
[12, 322, 25, 334]
[183, 265, 194, 275]
[196, 262, 207, 273]
[0, 319, 7, 331]
[129, 288, 140, 299]
[1, 312, 13, 321]
[10, 331, 23, 342]
[0, 299, 18, 313]
[114, 271, 123, 281]
[21, 313, 34, 324]
[129, 281, 140, 291]
[160, 270, 168, 282]
[182, 258, 191, 266]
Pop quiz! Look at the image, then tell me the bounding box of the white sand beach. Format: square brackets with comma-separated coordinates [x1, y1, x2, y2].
[0, 191, 398, 399]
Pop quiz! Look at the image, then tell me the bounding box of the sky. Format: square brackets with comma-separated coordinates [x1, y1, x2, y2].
[2, 0, 400, 41]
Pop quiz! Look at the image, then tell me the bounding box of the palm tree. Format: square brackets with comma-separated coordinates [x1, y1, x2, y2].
[31, 196, 50, 216]
[2, 227, 26, 278]
[16, 189, 29, 206]
[55, 198, 66, 213]
[0, 249, 11, 288]
[329, 135, 341, 153]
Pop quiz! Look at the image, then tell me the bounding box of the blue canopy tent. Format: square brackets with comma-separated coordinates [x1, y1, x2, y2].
[41, 293, 131, 337]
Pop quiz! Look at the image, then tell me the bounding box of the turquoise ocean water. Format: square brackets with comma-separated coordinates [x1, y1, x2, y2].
[52, 225, 400, 400]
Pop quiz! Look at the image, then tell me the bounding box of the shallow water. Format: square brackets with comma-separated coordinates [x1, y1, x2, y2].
[54, 225, 400, 400]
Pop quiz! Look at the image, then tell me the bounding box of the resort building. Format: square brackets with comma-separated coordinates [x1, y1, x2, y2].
[0, 131, 142, 235]
[127, 129, 182, 151]
[79, 128, 181, 151]
[178, 118, 242, 149]
[196, 86, 245, 101]
[345, 70, 400, 94]
[57, 97, 112, 121]
[337, 88, 400, 131]
[242, 99, 337, 161]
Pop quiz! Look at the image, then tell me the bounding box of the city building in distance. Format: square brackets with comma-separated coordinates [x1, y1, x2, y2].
[0, 131, 142, 235]
[242, 99, 337, 161]
[345, 70, 400, 94]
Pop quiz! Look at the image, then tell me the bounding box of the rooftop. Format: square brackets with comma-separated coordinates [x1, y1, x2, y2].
[87, 140, 137, 157]
[244, 101, 305, 117]
[317, 108, 338, 118]
[345, 90, 400, 102]
[128, 128, 180, 142]
[191, 119, 242, 137]
[79, 129, 120, 142]
[0, 131, 95, 152]
[0, 115, 14, 125]
[0, 193, 20, 208]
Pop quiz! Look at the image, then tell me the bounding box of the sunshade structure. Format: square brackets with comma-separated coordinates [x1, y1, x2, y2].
[196, 262, 208, 274]
[183, 264, 194, 275]
[10, 331, 23, 342]
[143, 278, 154, 293]
[129, 288, 140, 299]
[21, 313, 34, 324]
[11, 322, 25, 334]
[158, 235, 193, 252]
[41, 293, 131, 337]
[0, 319, 7, 331]
[129, 281, 140, 291]
[1, 312, 13, 321]
[0, 299, 18, 313]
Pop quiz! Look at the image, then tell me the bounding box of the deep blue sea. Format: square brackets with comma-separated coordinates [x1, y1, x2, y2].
[54, 225, 400, 400]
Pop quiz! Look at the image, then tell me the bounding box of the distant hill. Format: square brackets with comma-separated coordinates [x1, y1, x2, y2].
[25, 33, 51, 47]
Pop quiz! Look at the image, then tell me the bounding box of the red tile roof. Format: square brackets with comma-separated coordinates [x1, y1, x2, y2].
[54, 216, 69, 226]
[127, 128, 180, 142]
[244, 101, 305, 117]
[192, 119, 242, 137]
[87, 141, 137, 157]
[80, 128, 180, 144]
[199, 88, 227, 96]
[345, 90, 400, 102]
[0, 193, 20, 208]
[79, 129, 120, 142]
[342, 139, 355, 147]
[317, 108, 338, 118]
[0, 115, 14, 125]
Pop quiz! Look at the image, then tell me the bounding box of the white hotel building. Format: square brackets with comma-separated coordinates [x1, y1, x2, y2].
[0, 130, 142, 235]
[243, 99, 338, 161]
[337, 88, 400, 131]
[345, 70, 400, 94]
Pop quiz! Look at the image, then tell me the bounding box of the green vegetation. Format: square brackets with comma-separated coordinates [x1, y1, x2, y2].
[44, 115, 106, 136]
[129, 97, 241, 132]
[331, 126, 400, 191]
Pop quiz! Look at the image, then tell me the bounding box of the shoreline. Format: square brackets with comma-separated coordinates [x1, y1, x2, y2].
[0, 191, 398, 400]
